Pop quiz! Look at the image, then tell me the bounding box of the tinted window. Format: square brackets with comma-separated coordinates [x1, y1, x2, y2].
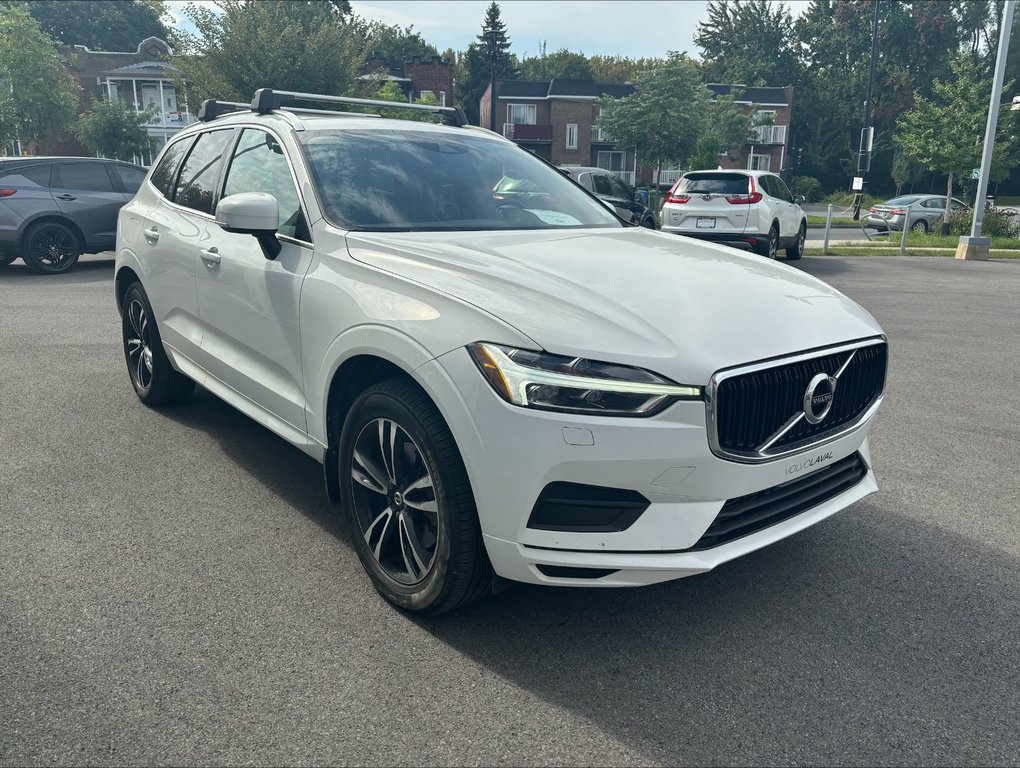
[884, 195, 922, 207]
[0, 164, 50, 187]
[150, 138, 192, 199]
[592, 175, 612, 195]
[111, 164, 147, 194]
[51, 163, 115, 192]
[678, 173, 749, 195]
[950, 199, 968, 210]
[175, 129, 235, 214]
[923, 197, 946, 209]
[757, 175, 776, 197]
[609, 175, 631, 199]
[223, 129, 308, 241]
[769, 175, 794, 202]
[299, 129, 620, 232]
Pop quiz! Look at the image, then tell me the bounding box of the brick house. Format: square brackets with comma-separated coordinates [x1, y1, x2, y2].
[53, 37, 195, 162]
[360, 55, 454, 107]
[481, 79, 794, 188]
[480, 79, 640, 183]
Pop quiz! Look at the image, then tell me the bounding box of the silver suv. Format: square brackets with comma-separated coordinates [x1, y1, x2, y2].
[660, 170, 807, 259]
[115, 89, 886, 614]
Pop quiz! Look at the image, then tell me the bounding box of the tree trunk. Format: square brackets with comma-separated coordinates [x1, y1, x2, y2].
[941, 170, 953, 236]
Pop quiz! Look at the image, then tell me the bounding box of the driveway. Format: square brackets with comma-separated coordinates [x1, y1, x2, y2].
[1, 254, 1018, 766]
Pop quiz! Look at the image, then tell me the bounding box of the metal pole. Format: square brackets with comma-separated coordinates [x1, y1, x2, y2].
[488, 30, 497, 132]
[900, 207, 910, 256]
[823, 204, 834, 255]
[853, 0, 880, 219]
[969, 0, 1015, 239]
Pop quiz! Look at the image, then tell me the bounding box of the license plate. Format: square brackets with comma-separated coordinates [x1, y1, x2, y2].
[697, 218, 716, 229]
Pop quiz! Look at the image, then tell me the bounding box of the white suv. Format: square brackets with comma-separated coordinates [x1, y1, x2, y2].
[660, 170, 807, 259]
[115, 90, 886, 614]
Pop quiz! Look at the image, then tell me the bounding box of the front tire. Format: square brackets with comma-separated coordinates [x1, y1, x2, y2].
[22, 221, 82, 274]
[338, 379, 490, 614]
[786, 222, 806, 260]
[121, 282, 195, 406]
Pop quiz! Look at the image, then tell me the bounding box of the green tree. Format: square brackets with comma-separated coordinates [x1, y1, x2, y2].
[519, 44, 592, 80]
[74, 97, 156, 161]
[695, 0, 800, 86]
[896, 56, 1018, 231]
[0, 5, 78, 152]
[596, 52, 708, 173]
[365, 22, 438, 68]
[20, 0, 166, 51]
[173, 0, 368, 105]
[890, 149, 925, 196]
[456, 2, 518, 126]
[587, 55, 665, 84]
[688, 93, 759, 171]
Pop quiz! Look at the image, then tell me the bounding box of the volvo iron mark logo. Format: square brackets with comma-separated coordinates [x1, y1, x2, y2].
[803, 372, 837, 424]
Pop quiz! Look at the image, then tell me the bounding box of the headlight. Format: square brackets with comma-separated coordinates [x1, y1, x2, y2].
[467, 342, 701, 417]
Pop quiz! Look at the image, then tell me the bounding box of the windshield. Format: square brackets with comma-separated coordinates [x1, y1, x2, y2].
[678, 173, 750, 195]
[299, 128, 622, 232]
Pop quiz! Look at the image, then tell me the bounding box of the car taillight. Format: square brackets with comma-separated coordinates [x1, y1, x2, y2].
[890, 208, 907, 215]
[665, 193, 690, 204]
[725, 191, 763, 204]
[868, 207, 877, 214]
[725, 175, 762, 204]
[0, 189, 16, 198]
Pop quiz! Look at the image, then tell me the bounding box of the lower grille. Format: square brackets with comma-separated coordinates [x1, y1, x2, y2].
[687, 452, 868, 551]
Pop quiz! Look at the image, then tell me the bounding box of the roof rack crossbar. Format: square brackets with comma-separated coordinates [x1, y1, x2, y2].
[250, 88, 469, 127]
[197, 99, 248, 122]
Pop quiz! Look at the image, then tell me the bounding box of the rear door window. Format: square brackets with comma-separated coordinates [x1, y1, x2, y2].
[111, 164, 147, 194]
[769, 175, 794, 202]
[174, 129, 235, 214]
[609, 175, 632, 200]
[150, 138, 193, 199]
[51, 163, 116, 192]
[0, 164, 51, 188]
[679, 173, 749, 195]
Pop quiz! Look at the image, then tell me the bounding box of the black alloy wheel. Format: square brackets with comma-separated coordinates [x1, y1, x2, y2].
[339, 379, 491, 614]
[22, 221, 81, 274]
[120, 282, 195, 406]
[763, 225, 779, 259]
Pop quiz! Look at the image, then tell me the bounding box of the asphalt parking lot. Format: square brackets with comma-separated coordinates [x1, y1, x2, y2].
[2, 254, 1018, 766]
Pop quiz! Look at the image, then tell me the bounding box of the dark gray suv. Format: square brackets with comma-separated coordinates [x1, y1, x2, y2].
[0, 157, 147, 274]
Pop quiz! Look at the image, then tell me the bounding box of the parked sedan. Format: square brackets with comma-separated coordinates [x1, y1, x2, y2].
[864, 194, 969, 233]
[559, 166, 657, 228]
[0, 156, 147, 273]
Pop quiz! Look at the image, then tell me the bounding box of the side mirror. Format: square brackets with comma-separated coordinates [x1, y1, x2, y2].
[215, 192, 281, 260]
[600, 198, 618, 214]
[793, 195, 805, 204]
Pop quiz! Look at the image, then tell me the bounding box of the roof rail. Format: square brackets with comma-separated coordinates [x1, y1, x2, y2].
[250, 88, 469, 127]
[197, 99, 249, 122]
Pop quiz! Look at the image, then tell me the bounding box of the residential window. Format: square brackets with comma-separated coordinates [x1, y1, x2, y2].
[748, 153, 771, 171]
[565, 123, 578, 150]
[597, 151, 626, 173]
[507, 103, 537, 125]
[420, 89, 435, 102]
[439, 90, 446, 107]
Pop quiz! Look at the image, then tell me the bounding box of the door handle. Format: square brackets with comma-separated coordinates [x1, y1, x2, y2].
[143, 227, 159, 243]
[199, 246, 221, 265]
[55, 194, 77, 201]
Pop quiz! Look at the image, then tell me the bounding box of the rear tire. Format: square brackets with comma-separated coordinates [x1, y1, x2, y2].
[758, 224, 779, 259]
[338, 379, 491, 614]
[786, 222, 806, 260]
[22, 221, 82, 274]
[121, 282, 195, 406]
[910, 218, 929, 233]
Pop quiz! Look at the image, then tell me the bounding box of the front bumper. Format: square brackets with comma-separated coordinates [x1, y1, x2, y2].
[416, 347, 881, 588]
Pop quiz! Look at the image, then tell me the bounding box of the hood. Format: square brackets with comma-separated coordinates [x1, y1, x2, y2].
[345, 228, 883, 384]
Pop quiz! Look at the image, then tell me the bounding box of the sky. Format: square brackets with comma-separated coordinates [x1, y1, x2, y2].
[164, 0, 813, 61]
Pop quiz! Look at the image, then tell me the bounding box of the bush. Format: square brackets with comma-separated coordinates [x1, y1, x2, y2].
[791, 176, 822, 202]
[946, 208, 1019, 238]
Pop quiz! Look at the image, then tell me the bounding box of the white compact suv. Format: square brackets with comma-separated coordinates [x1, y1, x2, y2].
[660, 170, 807, 260]
[115, 90, 887, 614]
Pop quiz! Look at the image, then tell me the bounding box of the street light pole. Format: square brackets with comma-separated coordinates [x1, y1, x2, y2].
[958, 0, 1015, 261]
[853, 0, 880, 219]
[487, 29, 498, 133]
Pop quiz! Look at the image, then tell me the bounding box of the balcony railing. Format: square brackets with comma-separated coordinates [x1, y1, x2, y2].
[144, 110, 197, 129]
[591, 125, 612, 142]
[502, 123, 553, 142]
[656, 169, 684, 185]
[614, 170, 635, 185]
[752, 124, 787, 144]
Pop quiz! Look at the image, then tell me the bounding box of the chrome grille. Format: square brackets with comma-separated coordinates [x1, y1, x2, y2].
[708, 339, 887, 462]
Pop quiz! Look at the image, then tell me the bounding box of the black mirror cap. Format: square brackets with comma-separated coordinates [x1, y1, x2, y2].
[220, 224, 282, 260]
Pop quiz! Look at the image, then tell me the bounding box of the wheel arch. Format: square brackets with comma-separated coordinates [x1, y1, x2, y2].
[18, 214, 86, 254]
[115, 265, 142, 313]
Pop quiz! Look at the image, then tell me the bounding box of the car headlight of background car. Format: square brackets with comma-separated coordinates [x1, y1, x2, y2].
[468, 342, 701, 416]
